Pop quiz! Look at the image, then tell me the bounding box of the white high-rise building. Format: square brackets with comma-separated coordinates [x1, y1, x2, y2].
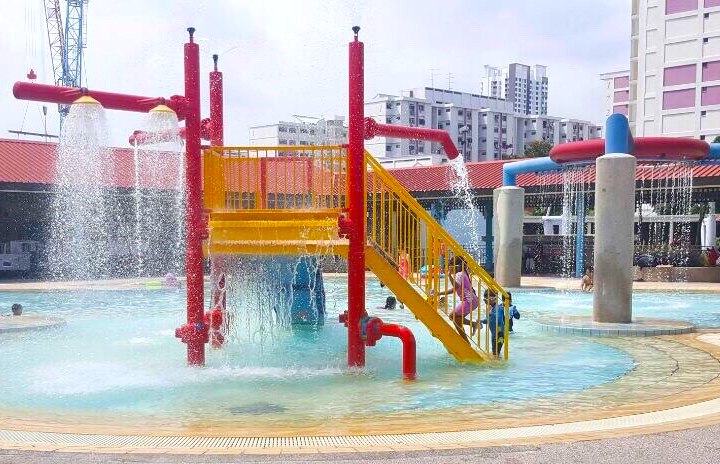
[365, 87, 601, 163]
[631, 0, 720, 140]
[249, 116, 347, 147]
[481, 63, 549, 115]
[600, 70, 631, 118]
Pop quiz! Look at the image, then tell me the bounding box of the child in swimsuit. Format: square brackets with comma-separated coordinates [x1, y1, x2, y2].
[436, 256, 479, 343]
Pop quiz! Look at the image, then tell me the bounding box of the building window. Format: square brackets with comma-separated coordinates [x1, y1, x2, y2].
[418, 118, 425, 125]
[701, 85, 720, 106]
[666, 0, 698, 15]
[386, 103, 392, 109]
[300, 128, 308, 134]
[664, 64, 696, 86]
[418, 104, 425, 111]
[279, 139, 287, 145]
[663, 88, 696, 109]
[288, 140, 296, 145]
[288, 127, 297, 133]
[386, 145, 392, 151]
[278, 126, 287, 132]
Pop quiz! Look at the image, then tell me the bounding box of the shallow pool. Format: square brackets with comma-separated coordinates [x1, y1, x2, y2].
[1, 278, 684, 424]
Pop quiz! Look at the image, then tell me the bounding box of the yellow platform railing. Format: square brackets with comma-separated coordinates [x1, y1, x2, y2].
[365, 153, 509, 360]
[203, 146, 348, 212]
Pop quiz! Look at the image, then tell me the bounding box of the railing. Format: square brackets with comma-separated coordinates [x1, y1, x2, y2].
[203, 146, 348, 212]
[365, 153, 510, 359]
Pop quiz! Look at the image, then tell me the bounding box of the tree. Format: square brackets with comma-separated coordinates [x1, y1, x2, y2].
[713, 136, 720, 144]
[524, 140, 553, 158]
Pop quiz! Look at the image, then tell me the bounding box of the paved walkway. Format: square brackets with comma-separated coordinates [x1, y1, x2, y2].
[1, 424, 720, 463]
[521, 275, 720, 293]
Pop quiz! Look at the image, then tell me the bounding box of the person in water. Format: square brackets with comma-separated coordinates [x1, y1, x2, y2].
[382, 296, 397, 310]
[10, 303, 22, 316]
[163, 272, 180, 288]
[480, 290, 505, 357]
[505, 292, 521, 332]
[436, 256, 479, 342]
[581, 268, 594, 292]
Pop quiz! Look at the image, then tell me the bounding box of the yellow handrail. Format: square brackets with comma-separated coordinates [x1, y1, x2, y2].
[365, 152, 510, 360]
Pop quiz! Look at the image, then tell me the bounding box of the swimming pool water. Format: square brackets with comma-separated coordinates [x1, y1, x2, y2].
[5, 278, 706, 424]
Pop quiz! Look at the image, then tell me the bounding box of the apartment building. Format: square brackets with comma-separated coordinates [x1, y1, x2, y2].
[249, 116, 347, 147]
[631, 0, 720, 140]
[481, 63, 549, 115]
[600, 70, 631, 117]
[365, 87, 600, 163]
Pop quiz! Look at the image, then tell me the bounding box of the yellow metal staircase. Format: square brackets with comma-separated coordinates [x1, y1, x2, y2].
[203, 145, 509, 362]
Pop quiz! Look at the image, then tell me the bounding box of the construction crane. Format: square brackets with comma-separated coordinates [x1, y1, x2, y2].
[43, 0, 89, 125]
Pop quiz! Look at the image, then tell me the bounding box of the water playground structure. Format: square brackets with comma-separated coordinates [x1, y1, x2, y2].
[13, 27, 511, 380]
[13, 20, 720, 376]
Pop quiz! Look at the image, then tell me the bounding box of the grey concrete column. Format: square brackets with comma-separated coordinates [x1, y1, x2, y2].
[593, 153, 636, 323]
[493, 186, 524, 287]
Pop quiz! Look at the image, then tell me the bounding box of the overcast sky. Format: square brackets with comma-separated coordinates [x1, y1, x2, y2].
[0, 0, 629, 148]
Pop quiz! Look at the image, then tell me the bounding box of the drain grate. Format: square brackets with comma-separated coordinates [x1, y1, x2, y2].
[3, 395, 720, 452]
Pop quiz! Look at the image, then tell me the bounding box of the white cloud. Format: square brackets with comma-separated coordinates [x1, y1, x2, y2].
[0, 0, 628, 147]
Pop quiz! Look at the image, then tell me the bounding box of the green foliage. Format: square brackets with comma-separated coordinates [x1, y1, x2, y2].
[524, 140, 553, 158]
[713, 135, 720, 144]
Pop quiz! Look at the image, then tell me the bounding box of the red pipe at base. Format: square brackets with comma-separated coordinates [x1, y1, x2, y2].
[363, 317, 417, 380]
[379, 323, 417, 380]
[12, 81, 188, 121]
[363, 118, 459, 160]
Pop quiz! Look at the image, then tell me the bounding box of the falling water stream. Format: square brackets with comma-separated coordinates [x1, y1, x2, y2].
[49, 100, 111, 280]
[448, 157, 483, 260]
[131, 109, 185, 276]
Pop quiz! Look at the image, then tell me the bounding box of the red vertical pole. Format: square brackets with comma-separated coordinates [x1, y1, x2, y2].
[209, 53, 226, 315]
[347, 27, 366, 367]
[209, 54, 224, 146]
[184, 27, 206, 365]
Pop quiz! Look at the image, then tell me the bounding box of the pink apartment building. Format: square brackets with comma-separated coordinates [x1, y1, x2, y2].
[630, 0, 720, 139]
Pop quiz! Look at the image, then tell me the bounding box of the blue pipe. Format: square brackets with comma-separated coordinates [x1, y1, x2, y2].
[502, 156, 562, 186]
[605, 113, 633, 154]
[709, 143, 720, 159]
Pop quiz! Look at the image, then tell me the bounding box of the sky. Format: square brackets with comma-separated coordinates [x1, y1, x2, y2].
[0, 0, 630, 148]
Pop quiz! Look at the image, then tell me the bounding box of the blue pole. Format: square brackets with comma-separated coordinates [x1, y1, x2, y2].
[709, 143, 720, 159]
[574, 192, 585, 278]
[485, 203, 494, 271]
[605, 113, 633, 154]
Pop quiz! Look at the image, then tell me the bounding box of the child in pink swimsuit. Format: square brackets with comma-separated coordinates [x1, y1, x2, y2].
[436, 256, 479, 342]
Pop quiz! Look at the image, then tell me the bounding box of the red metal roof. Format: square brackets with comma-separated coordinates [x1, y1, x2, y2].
[388, 159, 720, 193]
[0, 138, 182, 189]
[3, 138, 720, 193]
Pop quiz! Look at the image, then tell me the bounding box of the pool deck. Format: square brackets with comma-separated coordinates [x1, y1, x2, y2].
[3, 276, 720, 457]
[521, 275, 720, 293]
